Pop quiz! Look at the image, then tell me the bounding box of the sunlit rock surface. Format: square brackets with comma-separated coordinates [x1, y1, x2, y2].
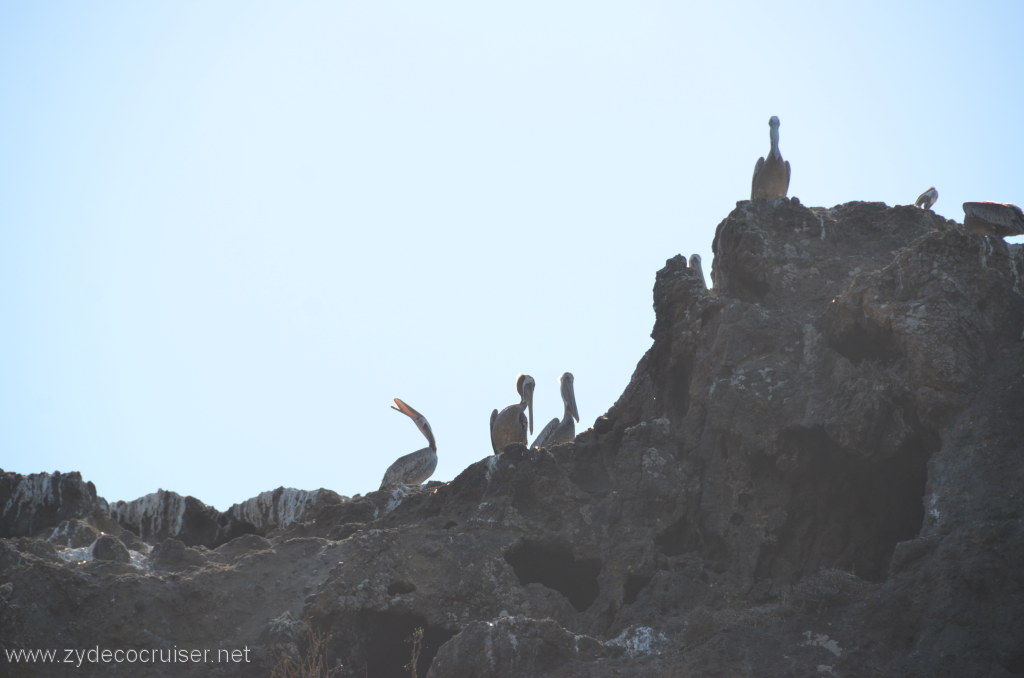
[2, 200, 1023, 677]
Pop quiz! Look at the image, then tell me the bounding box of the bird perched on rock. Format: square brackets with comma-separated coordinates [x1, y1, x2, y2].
[688, 254, 705, 287]
[490, 374, 535, 454]
[531, 372, 579, 448]
[379, 399, 437, 490]
[963, 202, 1024, 238]
[915, 187, 938, 210]
[751, 116, 791, 201]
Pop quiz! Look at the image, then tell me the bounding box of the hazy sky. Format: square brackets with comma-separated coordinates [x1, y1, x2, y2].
[2, 2, 1022, 510]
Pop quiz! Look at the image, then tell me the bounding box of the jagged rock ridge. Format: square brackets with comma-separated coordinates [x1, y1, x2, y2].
[2, 199, 1022, 677]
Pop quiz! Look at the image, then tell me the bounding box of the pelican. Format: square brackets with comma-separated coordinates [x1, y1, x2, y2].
[531, 372, 579, 448]
[688, 254, 705, 286]
[963, 202, 1024, 238]
[915, 187, 938, 210]
[750, 116, 791, 201]
[490, 374, 535, 454]
[379, 398, 437, 490]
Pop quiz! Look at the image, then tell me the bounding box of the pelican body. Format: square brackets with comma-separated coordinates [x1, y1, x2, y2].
[963, 202, 1024, 238]
[915, 187, 938, 210]
[379, 398, 437, 490]
[751, 116, 791, 201]
[688, 254, 705, 288]
[531, 372, 579, 448]
[490, 374, 535, 454]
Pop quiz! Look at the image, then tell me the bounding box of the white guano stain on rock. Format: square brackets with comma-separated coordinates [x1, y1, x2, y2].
[110, 490, 190, 538]
[57, 546, 93, 565]
[229, 488, 328, 529]
[802, 631, 842, 657]
[385, 486, 409, 513]
[606, 626, 667, 657]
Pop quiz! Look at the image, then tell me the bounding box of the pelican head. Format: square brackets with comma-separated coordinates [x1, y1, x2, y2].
[391, 398, 436, 451]
[516, 374, 536, 434]
[559, 372, 579, 422]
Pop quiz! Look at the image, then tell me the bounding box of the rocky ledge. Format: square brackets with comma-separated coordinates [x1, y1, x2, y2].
[2, 199, 1023, 678]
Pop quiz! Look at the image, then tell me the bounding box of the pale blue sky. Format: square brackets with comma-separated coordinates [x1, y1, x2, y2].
[2, 2, 1022, 510]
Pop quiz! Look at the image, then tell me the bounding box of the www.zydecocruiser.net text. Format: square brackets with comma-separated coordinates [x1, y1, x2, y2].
[4, 646, 252, 668]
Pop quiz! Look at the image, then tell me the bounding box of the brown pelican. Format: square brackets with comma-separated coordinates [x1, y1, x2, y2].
[531, 372, 579, 448]
[379, 398, 437, 490]
[915, 187, 938, 210]
[688, 254, 705, 286]
[490, 374, 535, 454]
[963, 202, 1024, 238]
[750, 116, 791, 201]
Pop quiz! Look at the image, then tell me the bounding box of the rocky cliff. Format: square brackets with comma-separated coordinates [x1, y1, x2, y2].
[2, 199, 1023, 677]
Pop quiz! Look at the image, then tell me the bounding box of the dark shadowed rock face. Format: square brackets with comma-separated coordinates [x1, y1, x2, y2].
[0, 471, 108, 538]
[149, 537, 208, 571]
[91, 534, 131, 563]
[2, 201, 1022, 678]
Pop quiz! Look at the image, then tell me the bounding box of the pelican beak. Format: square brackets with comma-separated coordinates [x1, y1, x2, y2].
[393, 398, 436, 450]
[391, 398, 422, 420]
[566, 380, 579, 423]
[525, 381, 535, 434]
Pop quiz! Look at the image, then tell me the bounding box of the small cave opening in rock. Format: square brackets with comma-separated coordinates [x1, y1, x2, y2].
[655, 518, 696, 557]
[828, 319, 902, 366]
[730, 274, 770, 303]
[363, 611, 454, 678]
[869, 430, 934, 573]
[655, 517, 729, 571]
[756, 425, 934, 583]
[623, 574, 652, 605]
[504, 539, 601, 612]
[386, 580, 416, 595]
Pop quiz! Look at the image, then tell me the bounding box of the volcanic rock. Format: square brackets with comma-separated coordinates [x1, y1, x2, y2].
[1, 200, 1022, 677]
[91, 534, 131, 563]
[0, 470, 108, 538]
[107, 486, 348, 548]
[46, 518, 101, 548]
[149, 537, 208, 571]
[427, 616, 611, 678]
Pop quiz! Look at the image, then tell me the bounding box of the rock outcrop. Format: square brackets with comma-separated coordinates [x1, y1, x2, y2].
[2, 200, 1022, 677]
[0, 471, 110, 539]
[91, 534, 131, 564]
[107, 486, 348, 547]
